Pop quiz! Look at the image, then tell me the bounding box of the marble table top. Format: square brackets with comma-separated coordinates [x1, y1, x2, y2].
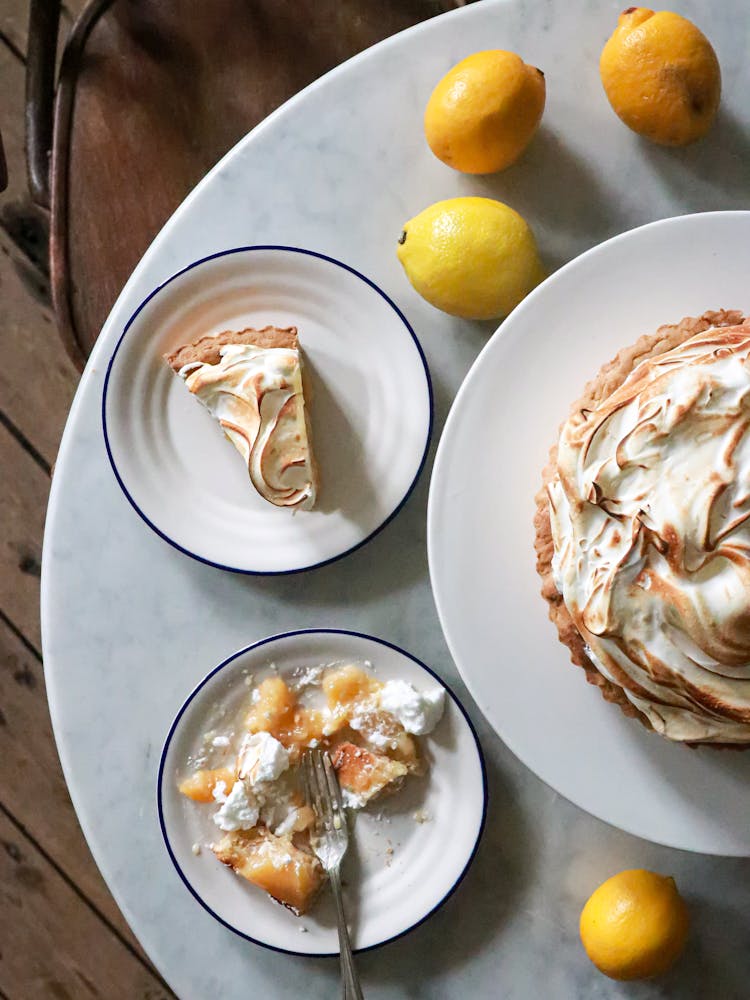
[42, 0, 750, 996]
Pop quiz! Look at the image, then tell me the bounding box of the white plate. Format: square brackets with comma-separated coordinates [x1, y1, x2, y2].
[428, 211, 750, 857]
[157, 629, 486, 955]
[103, 246, 432, 574]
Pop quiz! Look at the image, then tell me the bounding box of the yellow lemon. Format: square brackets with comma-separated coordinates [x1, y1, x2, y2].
[424, 50, 545, 174]
[396, 197, 544, 320]
[580, 869, 690, 980]
[600, 8, 721, 146]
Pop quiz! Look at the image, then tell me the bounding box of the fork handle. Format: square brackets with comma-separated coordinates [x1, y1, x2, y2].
[329, 868, 364, 1000]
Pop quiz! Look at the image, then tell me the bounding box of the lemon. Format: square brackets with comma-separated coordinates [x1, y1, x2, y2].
[580, 869, 690, 980]
[424, 50, 545, 174]
[600, 8, 721, 146]
[396, 197, 544, 320]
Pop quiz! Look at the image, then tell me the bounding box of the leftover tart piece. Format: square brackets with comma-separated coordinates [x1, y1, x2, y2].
[178, 662, 446, 914]
[178, 767, 235, 803]
[331, 742, 408, 807]
[213, 827, 324, 914]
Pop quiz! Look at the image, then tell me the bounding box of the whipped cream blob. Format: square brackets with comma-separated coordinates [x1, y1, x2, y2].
[180, 343, 317, 510]
[237, 732, 290, 786]
[548, 323, 750, 743]
[213, 779, 260, 832]
[212, 744, 298, 834]
[379, 680, 445, 736]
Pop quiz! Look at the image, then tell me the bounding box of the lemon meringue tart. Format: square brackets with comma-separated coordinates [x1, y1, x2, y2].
[166, 327, 318, 511]
[535, 310, 750, 747]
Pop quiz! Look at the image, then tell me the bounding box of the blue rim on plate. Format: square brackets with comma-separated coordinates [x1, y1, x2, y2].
[102, 245, 434, 576]
[156, 628, 488, 958]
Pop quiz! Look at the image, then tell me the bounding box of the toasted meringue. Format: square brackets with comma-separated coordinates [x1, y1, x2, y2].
[549, 321, 750, 743]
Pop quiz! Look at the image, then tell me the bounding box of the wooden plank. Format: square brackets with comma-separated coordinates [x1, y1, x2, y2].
[0, 423, 48, 648]
[0, 0, 30, 59]
[0, 33, 48, 267]
[0, 613, 155, 962]
[0, 808, 173, 999]
[0, 232, 79, 466]
[0, 41, 79, 467]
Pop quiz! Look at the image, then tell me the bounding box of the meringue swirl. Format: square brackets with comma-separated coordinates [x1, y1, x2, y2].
[181, 343, 317, 510]
[549, 323, 750, 743]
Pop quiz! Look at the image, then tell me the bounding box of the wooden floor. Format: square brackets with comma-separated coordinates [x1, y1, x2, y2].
[0, 2, 174, 996]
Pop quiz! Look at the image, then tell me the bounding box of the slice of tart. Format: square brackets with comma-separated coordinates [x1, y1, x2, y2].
[165, 326, 318, 511]
[330, 741, 408, 807]
[212, 827, 324, 914]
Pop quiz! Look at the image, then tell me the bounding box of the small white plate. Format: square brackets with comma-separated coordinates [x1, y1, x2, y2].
[157, 629, 486, 955]
[103, 247, 432, 574]
[428, 211, 750, 857]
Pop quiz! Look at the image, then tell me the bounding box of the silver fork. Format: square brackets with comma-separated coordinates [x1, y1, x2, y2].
[302, 749, 364, 1000]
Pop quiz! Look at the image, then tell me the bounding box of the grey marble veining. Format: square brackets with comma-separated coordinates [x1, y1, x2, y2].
[42, 1, 750, 997]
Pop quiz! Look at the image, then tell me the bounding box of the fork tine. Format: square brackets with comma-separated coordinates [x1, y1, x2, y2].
[305, 750, 328, 831]
[303, 751, 322, 824]
[301, 751, 314, 812]
[322, 752, 345, 831]
[312, 749, 334, 831]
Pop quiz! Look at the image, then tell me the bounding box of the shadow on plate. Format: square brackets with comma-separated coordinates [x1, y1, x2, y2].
[356, 747, 535, 988]
[303, 353, 377, 524]
[610, 712, 750, 854]
[338, 767, 435, 946]
[232, 456, 432, 602]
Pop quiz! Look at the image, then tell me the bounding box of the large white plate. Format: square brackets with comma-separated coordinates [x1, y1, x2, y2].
[428, 211, 750, 856]
[158, 629, 486, 955]
[103, 246, 432, 574]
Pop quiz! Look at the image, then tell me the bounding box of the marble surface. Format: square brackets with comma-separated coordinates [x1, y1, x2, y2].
[41, 1, 750, 997]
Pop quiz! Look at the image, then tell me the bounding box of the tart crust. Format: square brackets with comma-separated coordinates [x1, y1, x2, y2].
[165, 326, 298, 370]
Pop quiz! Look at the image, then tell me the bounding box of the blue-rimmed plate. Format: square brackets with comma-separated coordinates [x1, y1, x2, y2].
[157, 629, 486, 956]
[103, 246, 432, 574]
